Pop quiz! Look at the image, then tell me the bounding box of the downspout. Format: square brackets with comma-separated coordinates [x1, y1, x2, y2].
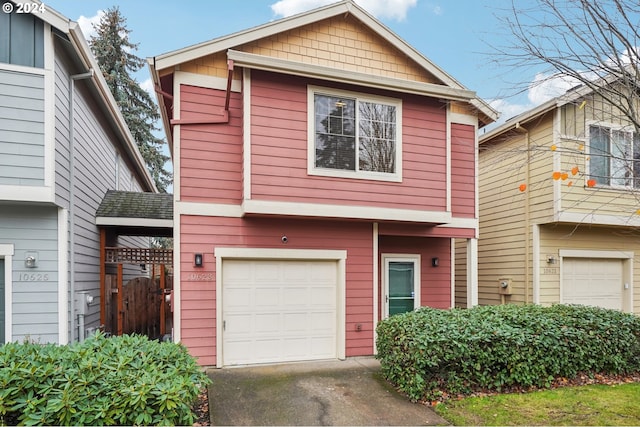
[69, 69, 94, 342]
[169, 60, 234, 126]
[516, 122, 531, 304]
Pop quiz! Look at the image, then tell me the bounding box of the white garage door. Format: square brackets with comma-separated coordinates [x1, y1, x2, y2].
[222, 259, 338, 365]
[562, 258, 623, 310]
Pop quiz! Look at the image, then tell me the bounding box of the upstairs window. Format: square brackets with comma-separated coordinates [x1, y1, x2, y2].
[589, 124, 640, 188]
[309, 86, 402, 182]
[0, 1, 44, 68]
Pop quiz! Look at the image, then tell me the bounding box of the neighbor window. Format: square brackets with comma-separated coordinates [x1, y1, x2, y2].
[309, 87, 401, 181]
[589, 124, 640, 188]
[0, 1, 44, 68]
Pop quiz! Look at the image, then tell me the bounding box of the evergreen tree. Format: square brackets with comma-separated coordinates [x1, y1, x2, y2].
[89, 7, 171, 192]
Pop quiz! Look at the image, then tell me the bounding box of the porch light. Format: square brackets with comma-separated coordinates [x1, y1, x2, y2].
[546, 255, 557, 264]
[431, 257, 439, 267]
[25, 253, 37, 268]
[194, 253, 203, 267]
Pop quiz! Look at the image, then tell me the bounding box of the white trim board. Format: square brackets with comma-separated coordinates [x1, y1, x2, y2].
[0, 244, 14, 343]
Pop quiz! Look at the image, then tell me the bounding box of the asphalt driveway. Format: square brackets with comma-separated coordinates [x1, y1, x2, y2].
[207, 357, 449, 426]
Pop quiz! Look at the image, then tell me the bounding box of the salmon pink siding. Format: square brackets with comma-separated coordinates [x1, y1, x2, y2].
[179, 215, 374, 366]
[379, 235, 452, 311]
[450, 123, 476, 218]
[250, 70, 447, 210]
[179, 85, 243, 204]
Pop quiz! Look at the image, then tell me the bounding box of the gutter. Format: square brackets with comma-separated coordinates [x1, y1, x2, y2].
[68, 69, 94, 342]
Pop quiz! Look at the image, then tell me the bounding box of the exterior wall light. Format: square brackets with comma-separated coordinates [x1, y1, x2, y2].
[432, 257, 439, 267]
[25, 252, 37, 268]
[194, 253, 203, 267]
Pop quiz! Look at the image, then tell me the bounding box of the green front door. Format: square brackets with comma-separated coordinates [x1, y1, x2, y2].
[384, 256, 420, 317]
[0, 259, 4, 343]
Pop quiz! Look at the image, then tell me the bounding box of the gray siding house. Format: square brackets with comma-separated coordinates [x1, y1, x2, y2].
[0, 0, 157, 344]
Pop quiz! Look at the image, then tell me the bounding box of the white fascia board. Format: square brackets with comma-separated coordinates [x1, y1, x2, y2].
[215, 247, 347, 260]
[94, 217, 173, 228]
[228, 50, 476, 102]
[243, 199, 452, 224]
[174, 71, 242, 92]
[147, 59, 174, 155]
[480, 98, 560, 144]
[555, 211, 640, 228]
[437, 217, 478, 230]
[0, 185, 53, 203]
[175, 201, 242, 217]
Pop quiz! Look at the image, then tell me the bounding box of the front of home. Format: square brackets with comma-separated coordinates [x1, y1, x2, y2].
[150, 0, 497, 366]
[476, 80, 640, 313]
[0, 0, 156, 344]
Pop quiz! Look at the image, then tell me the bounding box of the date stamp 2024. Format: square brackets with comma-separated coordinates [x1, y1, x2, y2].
[2, 2, 46, 14]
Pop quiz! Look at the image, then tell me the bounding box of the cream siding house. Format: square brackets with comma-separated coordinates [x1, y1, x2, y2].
[467, 81, 640, 313]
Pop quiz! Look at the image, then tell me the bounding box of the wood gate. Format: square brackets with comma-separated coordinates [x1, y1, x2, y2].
[101, 246, 173, 339]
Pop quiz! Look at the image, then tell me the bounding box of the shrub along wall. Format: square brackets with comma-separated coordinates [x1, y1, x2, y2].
[376, 304, 640, 401]
[0, 333, 210, 426]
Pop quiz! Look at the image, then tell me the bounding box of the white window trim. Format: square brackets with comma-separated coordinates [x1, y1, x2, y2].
[382, 254, 420, 318]
[0, 244, 14, 343]
[307, 85, 403, 183]
[587, 121, 639, 190]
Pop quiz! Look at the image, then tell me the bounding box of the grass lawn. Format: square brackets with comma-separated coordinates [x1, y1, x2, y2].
[434, 383, 640, 426]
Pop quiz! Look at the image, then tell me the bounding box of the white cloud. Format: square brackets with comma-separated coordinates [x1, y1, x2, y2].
[77, 10, 105, 40]
[527, 72, 580, 106]
[270, 0, 418, 21]
[140, 77, 154, 98]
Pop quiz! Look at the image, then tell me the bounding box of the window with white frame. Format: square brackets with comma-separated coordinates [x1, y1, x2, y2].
[309, 87, 402, 181]
[589, 124, 640, 188]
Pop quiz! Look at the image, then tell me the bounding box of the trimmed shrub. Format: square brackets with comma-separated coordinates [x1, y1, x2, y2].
[376, 304, 640, 401]
[0, 332, 211, 426]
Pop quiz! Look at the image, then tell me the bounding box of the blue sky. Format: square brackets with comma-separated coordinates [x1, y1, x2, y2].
[44, 0, 554, 126]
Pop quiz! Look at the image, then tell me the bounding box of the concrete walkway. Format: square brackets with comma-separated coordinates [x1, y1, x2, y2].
[207, 358, 449, 426]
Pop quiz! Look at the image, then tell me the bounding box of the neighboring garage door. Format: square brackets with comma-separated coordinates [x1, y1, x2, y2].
[562, 258, 623, 310]
[222, 259, 338, 365]
[0, 259, 4, 342]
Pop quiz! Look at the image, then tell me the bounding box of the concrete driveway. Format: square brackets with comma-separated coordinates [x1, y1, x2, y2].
[207, 357, 449, 426]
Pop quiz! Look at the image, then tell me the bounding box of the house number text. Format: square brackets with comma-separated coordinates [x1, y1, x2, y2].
[542, 267, 558, 275]
[19, 273, 50, 281]
[188, 273, 214, 281]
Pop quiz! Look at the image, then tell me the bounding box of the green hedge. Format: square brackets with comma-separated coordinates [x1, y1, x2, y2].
[376, 304, 640, 401]
[0, 332, 211, 426]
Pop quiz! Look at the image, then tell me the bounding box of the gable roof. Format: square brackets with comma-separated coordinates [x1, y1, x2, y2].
[27, 0, 157, 192]
[480, 71, 630, 144]
[149, 0, 497, 124]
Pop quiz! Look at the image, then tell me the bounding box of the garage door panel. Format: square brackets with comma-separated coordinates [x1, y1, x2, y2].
[255, 287, 280, 306]
[255, 313, 280, 332]
[225, 288, 252, 307]
[225, 313, 253, 334]
[223, 259, 338, 365]
[311, 287, 335, 305]
[284, 287, 309, 306]
[563, 258, 623, 310]
[254, 263, 280, 281]
[283, 312, 307, 330]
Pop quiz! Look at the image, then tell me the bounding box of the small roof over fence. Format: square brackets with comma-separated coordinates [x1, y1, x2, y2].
[95, 190, 173, 237]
